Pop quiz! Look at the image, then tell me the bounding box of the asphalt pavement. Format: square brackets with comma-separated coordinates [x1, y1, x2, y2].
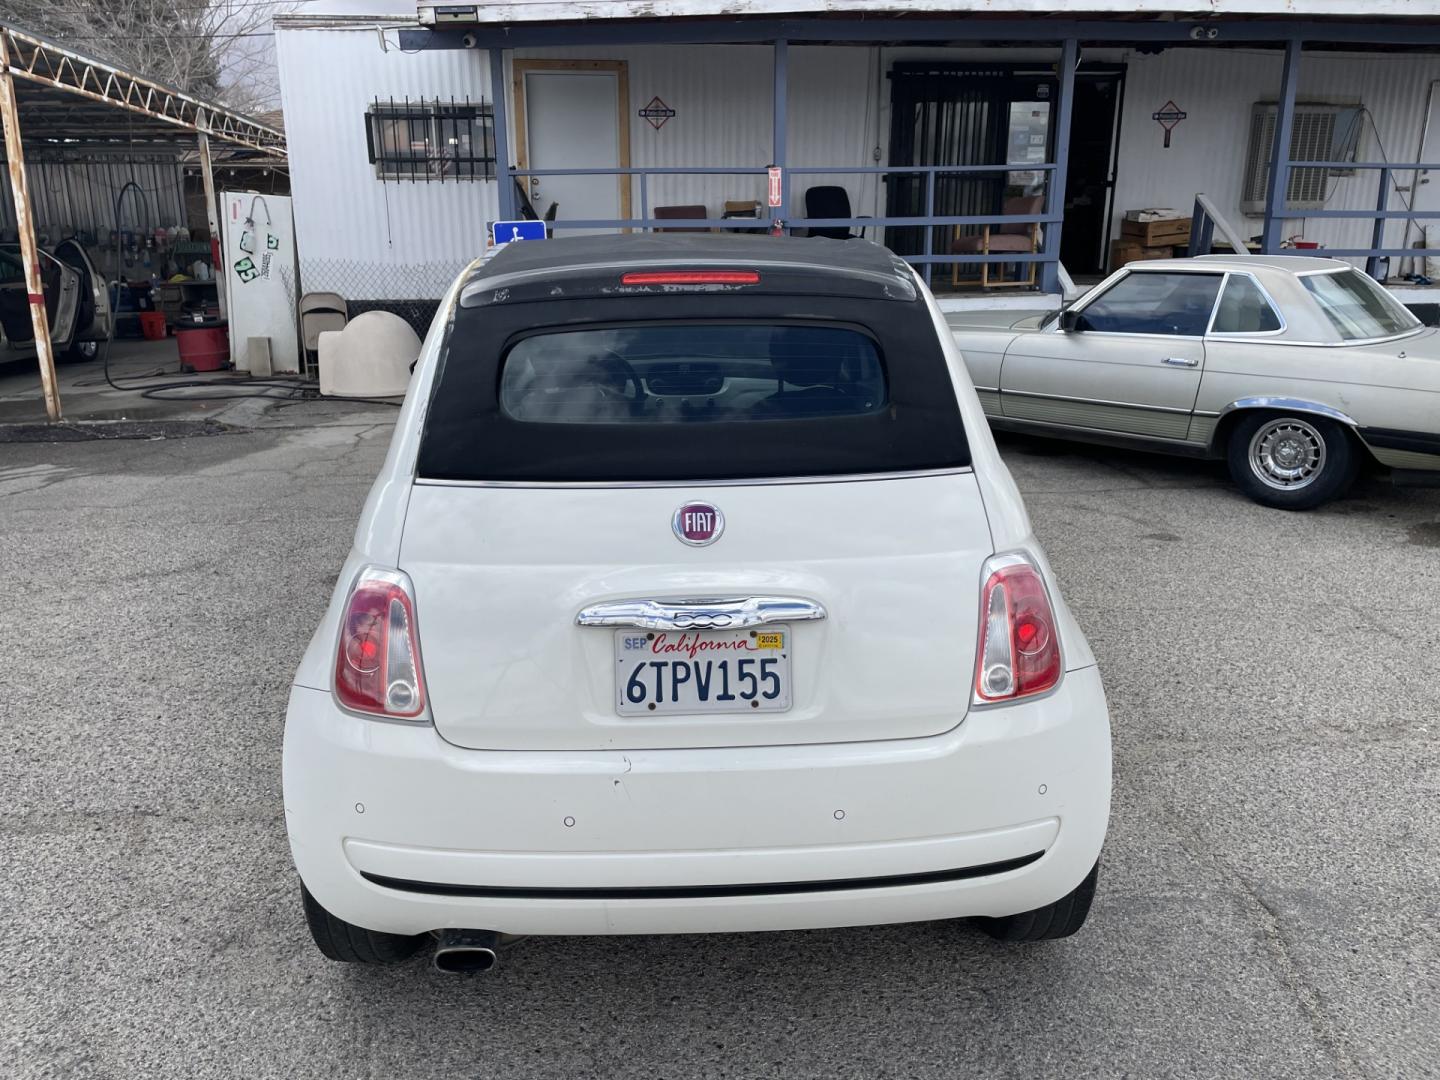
[1, 398, 1437, 1079]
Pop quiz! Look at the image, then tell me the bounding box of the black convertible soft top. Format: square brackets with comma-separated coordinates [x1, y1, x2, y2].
[419, 235, 967, 483]
[460, 234, 919, 307]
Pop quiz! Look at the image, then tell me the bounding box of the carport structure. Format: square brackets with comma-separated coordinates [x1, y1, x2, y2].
[0, 23, 286, 421]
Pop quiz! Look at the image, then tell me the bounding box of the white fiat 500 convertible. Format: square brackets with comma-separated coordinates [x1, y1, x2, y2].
[948, 255, 1440, 509]
[284, 235, 1111, 973]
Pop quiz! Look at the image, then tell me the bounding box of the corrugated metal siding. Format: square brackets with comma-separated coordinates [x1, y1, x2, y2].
[1114, 48, 1440, 268]
[277, 27, 496, 301]
[0, 157, 186, 240]
[514, 45, 775, 218]
[513, 44, 886, 223]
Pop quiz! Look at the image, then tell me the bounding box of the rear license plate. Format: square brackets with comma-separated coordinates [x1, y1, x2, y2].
[614, 626, 792, 716]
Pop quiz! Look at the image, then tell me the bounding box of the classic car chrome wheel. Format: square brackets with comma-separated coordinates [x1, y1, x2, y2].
[1248, 418, 1326, 491]
[1228, 412, 1357, 510]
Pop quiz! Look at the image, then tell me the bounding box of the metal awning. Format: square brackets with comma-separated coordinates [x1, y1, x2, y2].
[0, 24, 284, 154]
[0, 23, 287, 422]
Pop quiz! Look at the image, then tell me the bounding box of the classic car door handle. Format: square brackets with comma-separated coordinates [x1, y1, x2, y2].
[1161, 356, 1199, 368]
[576, 596, 827, 631]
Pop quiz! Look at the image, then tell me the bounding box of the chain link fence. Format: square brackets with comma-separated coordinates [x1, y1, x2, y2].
[299, 258, 466, 335]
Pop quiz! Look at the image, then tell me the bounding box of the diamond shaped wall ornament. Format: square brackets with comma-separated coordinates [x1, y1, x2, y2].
[639, 96, 676, 131]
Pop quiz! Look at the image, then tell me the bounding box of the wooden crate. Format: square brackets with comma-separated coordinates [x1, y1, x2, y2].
[1110, 239, 1175, 270]
[1121, 216, 1192, 247]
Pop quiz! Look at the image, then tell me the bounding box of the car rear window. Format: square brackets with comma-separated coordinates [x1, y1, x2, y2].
[1300, 268, 1419, 340]
[418, 294, 968, 483]
[499, 325, 886, 425]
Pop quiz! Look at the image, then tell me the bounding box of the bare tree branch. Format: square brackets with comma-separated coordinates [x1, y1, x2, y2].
[0, 0, 294, 110]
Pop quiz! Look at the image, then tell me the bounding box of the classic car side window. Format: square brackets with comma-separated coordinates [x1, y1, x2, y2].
[1211, 275, 1283, 334]
[1075, 272, 1223, 337]
[1301, 269, 1420, 340]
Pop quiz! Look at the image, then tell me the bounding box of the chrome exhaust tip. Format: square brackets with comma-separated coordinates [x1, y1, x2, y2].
[433, 928, 501, 974]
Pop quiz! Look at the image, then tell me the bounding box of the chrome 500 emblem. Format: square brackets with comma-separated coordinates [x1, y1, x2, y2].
[673, 502, 724, 547]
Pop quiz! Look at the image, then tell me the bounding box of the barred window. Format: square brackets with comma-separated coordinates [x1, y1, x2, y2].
[365, 98, 496, 181]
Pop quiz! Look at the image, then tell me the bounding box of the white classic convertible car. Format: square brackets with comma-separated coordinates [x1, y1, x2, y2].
[948, 255, 1440, 509]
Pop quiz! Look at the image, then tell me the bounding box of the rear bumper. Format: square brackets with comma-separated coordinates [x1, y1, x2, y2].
[282, 666, 1111, 937]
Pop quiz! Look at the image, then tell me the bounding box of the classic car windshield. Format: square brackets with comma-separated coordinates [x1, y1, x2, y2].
[1301, 269, 1419, 340]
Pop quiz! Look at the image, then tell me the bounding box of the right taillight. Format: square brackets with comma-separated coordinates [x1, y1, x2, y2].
[334, 567, 427, 719]
[973, 553, 1062, 705]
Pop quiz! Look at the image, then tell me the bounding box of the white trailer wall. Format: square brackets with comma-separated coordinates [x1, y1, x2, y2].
[1114, 48, 1440, 264]
[276, 26, 1440, 302]
[275, 25, 499, 304]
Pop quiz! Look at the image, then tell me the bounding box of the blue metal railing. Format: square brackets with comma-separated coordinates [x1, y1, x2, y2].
[507, 162, 1061, 286]
[1277, 160, 1440, 276]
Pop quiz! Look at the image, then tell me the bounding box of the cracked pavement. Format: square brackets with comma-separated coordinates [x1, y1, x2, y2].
[1, 404, 1437, 1079]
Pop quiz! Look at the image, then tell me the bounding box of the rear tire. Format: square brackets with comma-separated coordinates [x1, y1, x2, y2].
[974, 860, 1099, 942]
[1226, 411, 1358, 510]
[300, 883, 427, 965]
[59, 339, 99, 364]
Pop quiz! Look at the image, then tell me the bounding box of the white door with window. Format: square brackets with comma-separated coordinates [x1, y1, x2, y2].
[518, 63, 628, 234]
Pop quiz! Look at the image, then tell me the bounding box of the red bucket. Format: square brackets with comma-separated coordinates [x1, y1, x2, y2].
[138, 311, 167, 340]
[175, 322, 229, 372]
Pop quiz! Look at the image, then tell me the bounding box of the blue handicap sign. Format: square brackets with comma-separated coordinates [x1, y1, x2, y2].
[492, 219, 547, 245]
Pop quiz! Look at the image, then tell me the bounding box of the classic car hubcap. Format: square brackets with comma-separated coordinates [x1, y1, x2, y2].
[1249, 418, 1326, 491]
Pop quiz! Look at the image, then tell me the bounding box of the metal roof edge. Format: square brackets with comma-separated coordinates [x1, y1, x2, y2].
[275, 14, 422, 29]
[415, 0, 1440, 26]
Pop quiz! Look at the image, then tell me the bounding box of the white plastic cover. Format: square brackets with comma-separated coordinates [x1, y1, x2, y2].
[318, 310, 420, 398]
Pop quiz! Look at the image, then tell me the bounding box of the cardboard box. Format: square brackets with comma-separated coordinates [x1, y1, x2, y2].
[1111, 239, 1174, 269]
[1121, 216, 1192, 247]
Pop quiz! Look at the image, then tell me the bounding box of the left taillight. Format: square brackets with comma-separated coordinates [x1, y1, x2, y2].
[973, 553, 1062, 706]
[334, 567, 427, 719]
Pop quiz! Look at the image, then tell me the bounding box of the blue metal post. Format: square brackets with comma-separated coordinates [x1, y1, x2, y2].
[1367, 168, 1389, 278]
[489, 48, 515, 221]
[1262, 39, 1302, 253]
[773, 39, 788, 227]
[1040, 38, 1078, 295]
[922, 168, 935, 286]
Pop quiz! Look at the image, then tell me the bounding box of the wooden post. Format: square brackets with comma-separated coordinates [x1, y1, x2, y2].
[197, 127, 227, 319]
[0, 33, 61, 421]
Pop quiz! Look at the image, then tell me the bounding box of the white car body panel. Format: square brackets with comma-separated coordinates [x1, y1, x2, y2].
[284, 665, 1109, 936]
[402, 473, 993, 751]
[285, 245, 1110, 939]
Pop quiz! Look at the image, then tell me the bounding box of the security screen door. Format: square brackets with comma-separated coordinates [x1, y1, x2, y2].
[886, 64, 1057, 263]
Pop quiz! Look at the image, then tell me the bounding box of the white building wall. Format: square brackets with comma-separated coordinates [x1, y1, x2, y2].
[276, 26, 497, 301]
[276, 27, 1440, 299]
[1113, 47, 1440, 267]
[511, 45, 891, 223]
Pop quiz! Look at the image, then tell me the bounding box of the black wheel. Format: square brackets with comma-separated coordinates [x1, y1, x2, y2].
[1226, 411, 1358, 510]
[974, 860, 1099, 942]
[59, 339, 99, 364]
[300, 883, 427, 965]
